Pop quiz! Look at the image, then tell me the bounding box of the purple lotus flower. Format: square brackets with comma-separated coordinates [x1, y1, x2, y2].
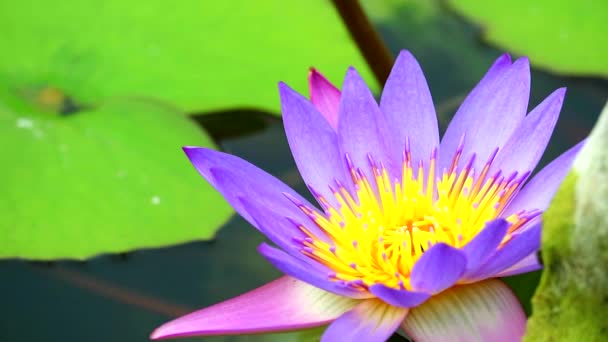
[151, 51, 583, 342]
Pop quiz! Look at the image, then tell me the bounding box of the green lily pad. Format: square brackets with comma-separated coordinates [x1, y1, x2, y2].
[0, 0, 376, 114]
[0, 89, 232, 260]
[447, 0, 608, 77]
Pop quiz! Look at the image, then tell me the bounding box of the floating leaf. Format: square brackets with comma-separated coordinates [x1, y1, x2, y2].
[447, 0, 608, 77]
[0, 90, 232, 259]
[0, 0, 376, 114]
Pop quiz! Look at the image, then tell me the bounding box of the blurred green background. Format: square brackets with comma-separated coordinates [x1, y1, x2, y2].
[1, 0, 606, 341]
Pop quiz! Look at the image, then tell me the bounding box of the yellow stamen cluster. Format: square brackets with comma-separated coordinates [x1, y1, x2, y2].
[295, 148, 535, 290]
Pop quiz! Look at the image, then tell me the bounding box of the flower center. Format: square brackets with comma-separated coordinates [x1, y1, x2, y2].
[293, 144, 539, 291]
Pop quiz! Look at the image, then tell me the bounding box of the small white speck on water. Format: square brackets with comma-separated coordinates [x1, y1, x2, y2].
[16, 118, 34, 129]
[151, 196, 161, 205]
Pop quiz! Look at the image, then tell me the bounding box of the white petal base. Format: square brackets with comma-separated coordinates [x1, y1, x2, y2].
[402, 279, 526, 342]
[322, 299, 407, 342]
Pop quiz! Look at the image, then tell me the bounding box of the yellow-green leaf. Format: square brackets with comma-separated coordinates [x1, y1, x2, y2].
[0, 0, 377, 114]
[448, 0, 608, 77]
[0, 90, 232, 259]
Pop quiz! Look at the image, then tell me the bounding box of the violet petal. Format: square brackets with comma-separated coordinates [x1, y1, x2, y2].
[410, 243, 467, 293]
[465, 223, 541, 281]
[210, 167, 328, 241]
[439, 55, 530, 174]
[183, 147, 318, 233]
[380, 50, 439, 169]
[338, 67, 397, 181]
[462, 219, 510, 276]
[280, 82, 353, 207]
[504, 140, 585, 216]
[368, 284, 430, 308]
[258, 243, 372, 299]
[496, 253, 542, 277]
[490, 88, 565, 177]
[238, 196, 315, 260]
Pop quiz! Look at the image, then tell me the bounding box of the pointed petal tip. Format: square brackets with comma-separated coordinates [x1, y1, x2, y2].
[487, 53, 511, 70]
[277, 81, 291, 95]
[381, 49, 439, 169]
[512, 55, 531, 72]
[149, 330, 162, 340]
[149, 328, 161, 340]
[392, 50, 423, 71]
[546, 87, 567, 105]
[503, 56, 530, 85]
[342, 66, 373, 94]
[439, 51, 528, 175]
[308, 68, 321, 88]
[279, 82, 305, 102]
[278, 82, 309, 107]
[149, 318, 205, 340]
[345, 65, 359, 78]
[497, 52, 512, 63]
[182, 146, 210, 162]
[396, 49, 415, 60]
[182, 145, 201, 152]
[308, 68, 338, 90]
[308, 67, 321, 79]
[534, 87, 566, 108]
[149, 324, 175, 340]
[391, 49, 423, 73]
[307, 67, 341, 123]
[256, 241, 271, 254]
[514, 55, 529, 64]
